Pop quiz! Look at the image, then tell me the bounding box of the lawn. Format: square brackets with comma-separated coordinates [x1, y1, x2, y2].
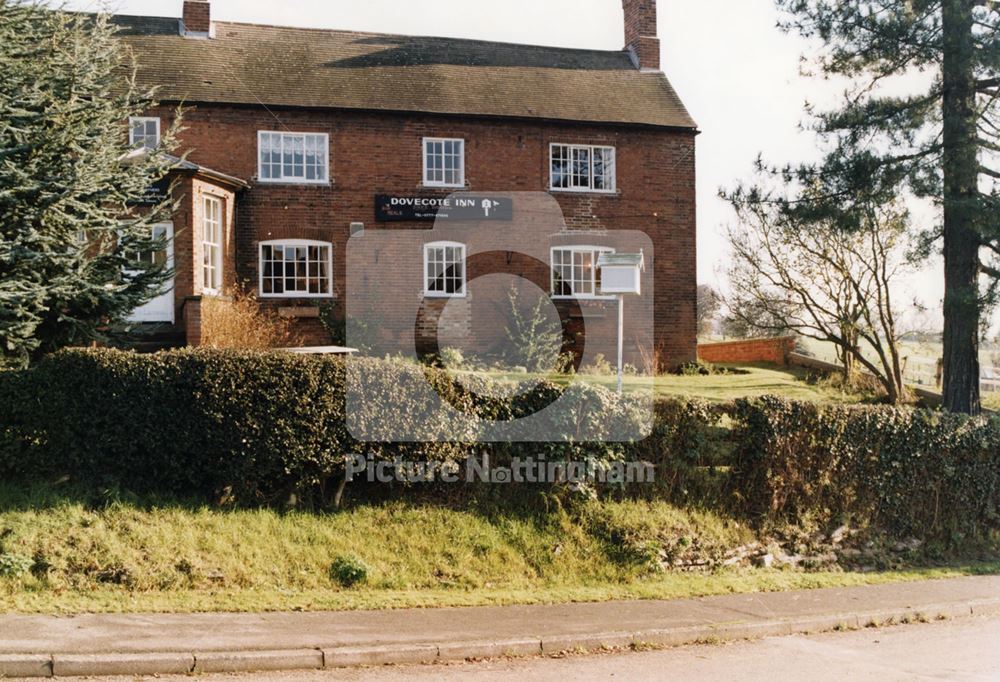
[481, 363, 872, 404]
[0, 484, 995, 614]
[651, 363, 871, 403]
[489, 359, 1000, 408]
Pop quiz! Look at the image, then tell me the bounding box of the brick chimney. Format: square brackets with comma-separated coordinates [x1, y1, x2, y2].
[622, 0, 660, 71]
[181, 0, 212, 38]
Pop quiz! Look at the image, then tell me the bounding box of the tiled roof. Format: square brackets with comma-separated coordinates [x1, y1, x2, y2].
[112, 15, 697, 130]
[120, 147, 249, 188]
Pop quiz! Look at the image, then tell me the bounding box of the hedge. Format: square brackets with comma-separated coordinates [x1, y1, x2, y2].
[0, 349, 655, 505]
[727, 396, 1000, 541]
[3, 350, 999, 543]
[0, 349, 350, 504]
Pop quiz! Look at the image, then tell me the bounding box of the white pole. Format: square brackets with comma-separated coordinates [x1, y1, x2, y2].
[617, 294, 624, 394]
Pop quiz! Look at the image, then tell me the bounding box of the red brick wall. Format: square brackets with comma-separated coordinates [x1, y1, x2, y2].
[183, 297, 203, 346]
[168, 176, 194, 330]
[697, 337, 796, 366]
[150, 105, 697, 369]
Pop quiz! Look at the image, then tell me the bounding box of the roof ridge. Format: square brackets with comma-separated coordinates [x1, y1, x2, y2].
[113, 13, 632, 58]
[108, 12, 698, 130]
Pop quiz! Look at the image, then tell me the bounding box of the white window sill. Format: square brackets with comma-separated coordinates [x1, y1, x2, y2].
[255, 178, 332, 187]
[549, 188, 619, 196]
[422, 182, 467, 190]
[552, 295, 617, 301]
[424, 291, 467, 299]
[260, 293, 334, 300]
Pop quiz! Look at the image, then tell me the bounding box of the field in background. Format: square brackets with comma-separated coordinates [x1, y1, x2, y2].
[796, 338, 1000, 408]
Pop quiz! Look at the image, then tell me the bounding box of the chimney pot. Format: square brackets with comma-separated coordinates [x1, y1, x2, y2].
[182, 0, 211, 38]
[622, 0, 660, 71]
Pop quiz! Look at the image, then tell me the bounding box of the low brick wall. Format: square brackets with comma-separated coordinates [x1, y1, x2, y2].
[697, 337, 796, 366]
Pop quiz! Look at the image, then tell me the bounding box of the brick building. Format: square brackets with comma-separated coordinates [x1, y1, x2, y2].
[117, 0, 698, 369]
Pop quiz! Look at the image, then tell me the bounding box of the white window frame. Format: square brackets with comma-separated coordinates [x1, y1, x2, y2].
[202, 196, 223, 295]
[258, 239, 334, 299]
[422, 137, 466, 188]
[129, 117, 161, 150]
[549, 143, 617, 194]
[550, 245, 616, 299]
[423, 241, 467, 298]
[257, 131, 330, 184]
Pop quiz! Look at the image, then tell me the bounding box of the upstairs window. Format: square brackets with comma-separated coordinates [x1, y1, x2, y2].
[129, 117, 160, 149]
[424, 241, 466, 297]
[551, 246, 615, 298]
[550, 143, 616, 193]
[259, 239, 333, 298]
[423, 138, 465, 187]
[258, 131, 329, 184]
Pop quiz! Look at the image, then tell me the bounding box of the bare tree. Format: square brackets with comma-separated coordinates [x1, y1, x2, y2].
[725, 195, 912, 403]
[696, 284, 721, 337]
[721, 296, 799, 340]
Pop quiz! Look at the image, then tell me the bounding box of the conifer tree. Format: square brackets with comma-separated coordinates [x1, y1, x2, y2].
[0, 1, 180, 367]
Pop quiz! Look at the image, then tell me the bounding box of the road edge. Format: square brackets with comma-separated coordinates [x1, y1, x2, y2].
[4, 596, 1000, 678]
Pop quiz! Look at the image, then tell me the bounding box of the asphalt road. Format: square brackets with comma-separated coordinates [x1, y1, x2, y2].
[76, 616, 1000, 682]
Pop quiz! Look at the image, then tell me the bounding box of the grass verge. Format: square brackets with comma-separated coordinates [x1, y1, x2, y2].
[0, 485, 995, 614]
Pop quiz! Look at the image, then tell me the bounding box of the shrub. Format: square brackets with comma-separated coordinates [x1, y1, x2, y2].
[329, 555, 369, 587]
[581, 353, 614, 376]
[677, 361, 711, 376]
[726, 397, 1000, 542]
[200, 289, 300, 349]
[318, 301, 383, 355]
[0, 553, 33, 578]
[438, 347, 466, 369]
[503, 285, 562, 372]
[10, 348, 996, 543]
[673, 361, 746, 377]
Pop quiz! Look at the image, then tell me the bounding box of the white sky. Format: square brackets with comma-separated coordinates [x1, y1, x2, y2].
[61, 0, 995, 333]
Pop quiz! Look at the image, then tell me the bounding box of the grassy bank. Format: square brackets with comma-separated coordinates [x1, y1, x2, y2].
[0, 485, 995, 614]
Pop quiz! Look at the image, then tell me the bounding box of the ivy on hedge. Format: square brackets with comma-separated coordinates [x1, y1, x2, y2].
[727, 396, 1000, 541]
